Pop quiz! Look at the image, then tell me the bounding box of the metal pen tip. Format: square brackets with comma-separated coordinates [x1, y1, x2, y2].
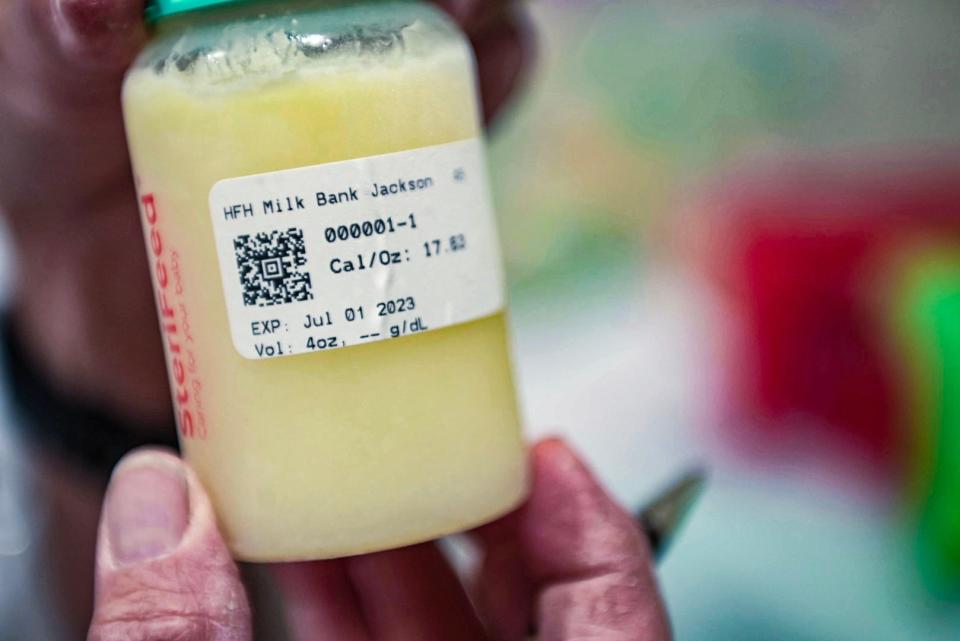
[636, 467, 707, 561]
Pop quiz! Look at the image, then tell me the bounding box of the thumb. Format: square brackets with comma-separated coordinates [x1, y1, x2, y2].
[520, 438, 671, 641]
[88, 449, 251, 641]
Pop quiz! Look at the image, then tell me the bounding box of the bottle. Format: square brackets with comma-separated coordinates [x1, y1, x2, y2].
[123, 0, 527, 561]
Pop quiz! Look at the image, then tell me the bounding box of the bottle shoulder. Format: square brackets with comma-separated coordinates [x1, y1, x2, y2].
[128, 0, 471, 91]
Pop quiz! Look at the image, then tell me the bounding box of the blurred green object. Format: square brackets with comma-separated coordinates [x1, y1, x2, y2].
[490, 0, 960, 303]
[579, 5, 838, 168]
[891, 247, 960, 598]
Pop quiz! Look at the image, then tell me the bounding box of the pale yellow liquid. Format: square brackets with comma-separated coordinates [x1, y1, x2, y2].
[123, 29, 526, 560]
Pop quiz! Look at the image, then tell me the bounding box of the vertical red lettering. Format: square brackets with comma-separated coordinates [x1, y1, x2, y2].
[141, 193, 158, 224]
[158, 291, 175, 319]
[150, 227, 162, 256]
[142, 189, 201, 439]
[179, 410, 195, 438]
[156, 262, 168, 288]
[172, 357, 186, 385]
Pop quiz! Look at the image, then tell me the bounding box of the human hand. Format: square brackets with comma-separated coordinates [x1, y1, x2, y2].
[87, 438, 671, 641]
[0, 0, 529, 425]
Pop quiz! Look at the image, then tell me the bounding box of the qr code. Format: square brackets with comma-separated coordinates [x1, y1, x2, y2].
[234, 228, 313, 307]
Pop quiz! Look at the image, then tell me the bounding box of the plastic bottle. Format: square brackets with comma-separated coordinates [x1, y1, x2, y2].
[123, 0, 526, 560]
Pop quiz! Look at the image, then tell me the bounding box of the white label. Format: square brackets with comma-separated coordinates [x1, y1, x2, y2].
[208, 138, 505, 360]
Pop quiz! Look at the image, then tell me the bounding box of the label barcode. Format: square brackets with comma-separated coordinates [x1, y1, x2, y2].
[233, 228, 313, 307]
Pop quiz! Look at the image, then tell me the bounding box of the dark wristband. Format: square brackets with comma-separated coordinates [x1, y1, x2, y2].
[2, 315, 179, 486]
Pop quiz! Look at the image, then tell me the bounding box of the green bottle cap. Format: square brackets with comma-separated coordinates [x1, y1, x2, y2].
[145, 0, 247, 22]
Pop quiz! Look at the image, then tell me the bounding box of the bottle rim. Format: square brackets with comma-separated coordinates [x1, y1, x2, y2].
[146, 0, 234, 22]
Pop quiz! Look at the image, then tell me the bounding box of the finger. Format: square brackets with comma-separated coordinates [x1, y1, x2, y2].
[271, 560, 371, 641]
[22, 0, 146, 71]
[472, 513, 534, 641]
[471, 10, 531, 123]
[346, 542, 488, 641]
[0, 0, 145, 115]
[519, 438, 671, 641]
[434, 0, 510, 33]
[88, 449, 251, 641]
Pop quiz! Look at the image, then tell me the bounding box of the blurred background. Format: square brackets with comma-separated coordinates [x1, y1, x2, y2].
[489, 0, 960, 639]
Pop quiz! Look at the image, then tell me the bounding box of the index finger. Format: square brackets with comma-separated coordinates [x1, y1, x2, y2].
[0, 0, 144, 116]
[8, 0, 145, 72]
[474, 438, 672, 641]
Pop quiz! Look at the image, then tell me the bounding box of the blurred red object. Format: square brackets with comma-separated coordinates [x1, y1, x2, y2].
[689, 153, 960, 478]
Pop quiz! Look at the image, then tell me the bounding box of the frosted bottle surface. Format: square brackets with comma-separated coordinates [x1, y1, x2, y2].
[122, 0, 527, 561]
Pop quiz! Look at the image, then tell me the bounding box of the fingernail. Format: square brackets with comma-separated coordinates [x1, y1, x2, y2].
[441, 0, 477, 24]
[52, 0, 145, 68]
[53, 0, 104, 52]
[536, 437, 584, 478]
[105, 452, 189, 565]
